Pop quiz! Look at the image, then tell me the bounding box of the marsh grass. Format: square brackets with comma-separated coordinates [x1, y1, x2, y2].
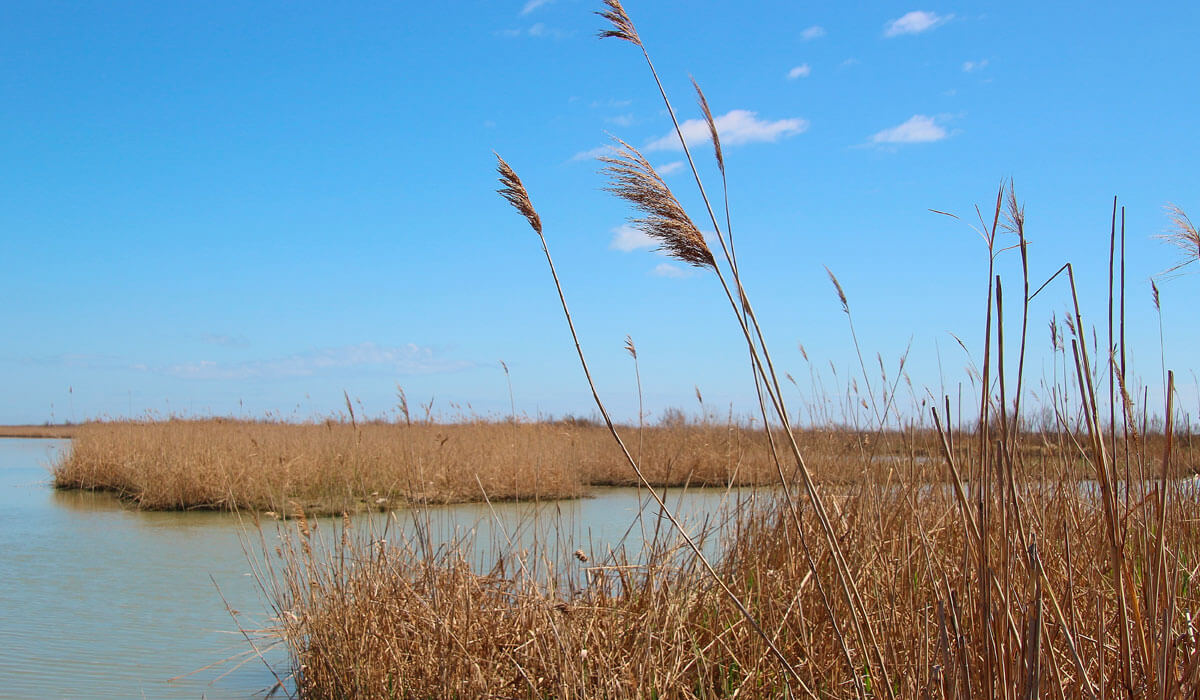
[44, 0, 1198, 695]
[51, 418, 855, 514]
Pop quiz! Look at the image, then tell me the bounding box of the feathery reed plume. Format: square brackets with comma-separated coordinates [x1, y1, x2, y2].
[623, 334, 636, 359]
[1159, 204, 1199, 274]
[595, 0, 640, 45]
[825, 266, 849, 314]
[1002, 185, 1026, 235]
[599, 139, 715, 268]
[395, 384, 410, 427]
[343, 390, 356, 430]
[692, 77, 724, 174]
[1152, 279, 1161, 311]
[495, 154, 542, 235]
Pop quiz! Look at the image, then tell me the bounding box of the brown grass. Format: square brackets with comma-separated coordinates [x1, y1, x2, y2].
[265, 443, 1200, 698]
[50, 418, 1196, 517]
[51, 418, 808, 514]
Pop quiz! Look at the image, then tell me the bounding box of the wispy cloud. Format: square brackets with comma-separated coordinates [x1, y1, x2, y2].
[653, 263, 692, 278]
[801, 25, 826, 41]
[521, 0, 555, 15]
[605, 113, 635, 127]
[962, 59, 989, 72]
[527, 22, 568, 39]
[656, 161, 684, 175]
[570, 144, 618, 162]
[163, 342, 473, 380]
[645, 109, 808, 151]
[610, 224, 655, 252]
[787, 64, 812, 80]
[871, 114, 948, 145]
[497, 23, 569, 39]
[884, 11, 952, 37]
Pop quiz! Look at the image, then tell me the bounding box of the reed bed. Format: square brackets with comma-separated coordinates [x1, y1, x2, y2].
[51, 418, 812, 513]
[265, 440, 1200, 698]
[54, 417, 1175, 515]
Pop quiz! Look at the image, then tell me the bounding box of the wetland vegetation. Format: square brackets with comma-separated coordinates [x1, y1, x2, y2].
[34, 0, 1200, 697]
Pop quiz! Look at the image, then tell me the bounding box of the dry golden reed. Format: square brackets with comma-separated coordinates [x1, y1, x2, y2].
[52, 418, 872, 514]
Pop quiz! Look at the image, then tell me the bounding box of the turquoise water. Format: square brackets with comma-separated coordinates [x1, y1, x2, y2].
[0, 438, 285, 698]
[0, 438, 757, 698]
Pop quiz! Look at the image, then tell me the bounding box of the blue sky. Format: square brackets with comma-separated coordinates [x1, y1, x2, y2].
[1, 1, 1196, 426]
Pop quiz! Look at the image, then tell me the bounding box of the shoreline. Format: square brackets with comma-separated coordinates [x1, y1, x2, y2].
[0, 425, 79, 439]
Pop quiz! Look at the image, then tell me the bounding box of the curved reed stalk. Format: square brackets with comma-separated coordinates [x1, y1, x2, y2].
[595, 3, 894, 693]
[495, 153, 808, 690]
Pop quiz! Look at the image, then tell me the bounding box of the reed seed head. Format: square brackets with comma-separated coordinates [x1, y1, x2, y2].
[1159, 204, 1199, 274]
[599, 138, 715, 269]
[824, 266, 849, 314]
[1003, 185, 1025, 236]
[624, 335, 637, 360]
[692, 77, 724, 174]
[596, 0, 641, 46]
[495, 154, 543, 236]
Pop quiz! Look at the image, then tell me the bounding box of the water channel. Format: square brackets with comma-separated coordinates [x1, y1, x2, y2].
[0, 438, 756, 698]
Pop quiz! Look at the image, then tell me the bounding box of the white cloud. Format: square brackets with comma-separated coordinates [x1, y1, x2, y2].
[645, 109, 808, 152]
[656, 161, 684, 175]
[163, 342, 472, 380]
[521, 0, 555, 15]
[570, 144, 618, 162]
[610, 224, 655, 252]
[498, 23, 568, 39]
[801, 25, 826, 41]
[884, 11, 952, 37]
[962, 59, 989, 72]
[787, 64, 812, 80]
[871, 115, 948, 145]
[653, 263, 692, 278]
[527, 23, 568, 39]
[606, 113, 635, 127]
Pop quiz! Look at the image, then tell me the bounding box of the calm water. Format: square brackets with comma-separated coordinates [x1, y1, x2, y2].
[0, 438, 756, 699]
